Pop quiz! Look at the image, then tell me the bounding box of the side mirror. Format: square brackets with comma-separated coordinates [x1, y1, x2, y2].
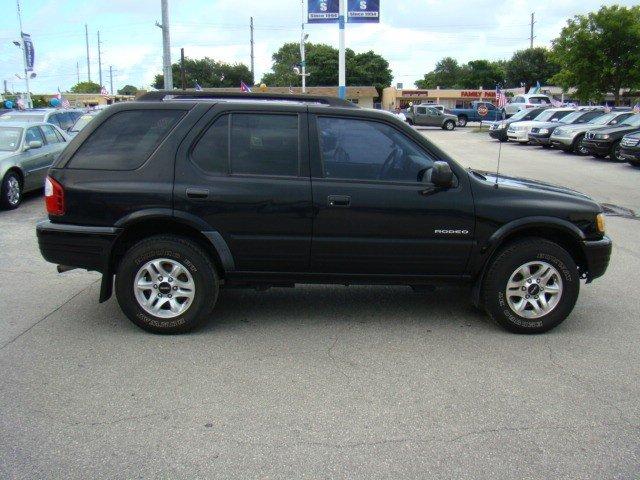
[426, 161, 454, 188]
[26, 140, 42, 150]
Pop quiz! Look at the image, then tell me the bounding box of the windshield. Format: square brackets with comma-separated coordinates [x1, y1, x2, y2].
[533, 110, 563, 122]
[587, 113, 617, 125]
[0, 127, 23, 151]
[560, 111, 594, 124]
[510, 109, 534, 121]
[0, 114, 45, 123]
[621, 114, 640, 127]
[71, 114, 96, 132]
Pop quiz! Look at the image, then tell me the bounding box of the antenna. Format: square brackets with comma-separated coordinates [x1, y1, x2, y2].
[494, 109, 506, 188]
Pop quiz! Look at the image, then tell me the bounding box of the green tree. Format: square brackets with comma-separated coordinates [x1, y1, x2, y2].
[261, 42, 392, 96]
[505, 47, 559, 92]
[416, 57, 461, 89]
[70, 81, 101, 93]
[117, 85, 139, 96]
[459, 60, 505, 89]
[551, 5, 640, 104]
[153, 57, 253, 89]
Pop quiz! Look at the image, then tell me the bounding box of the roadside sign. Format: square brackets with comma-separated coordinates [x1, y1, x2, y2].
[348, 0, 380, 23]
[308, 0, 339, 23]
[477, 104, 489, 117]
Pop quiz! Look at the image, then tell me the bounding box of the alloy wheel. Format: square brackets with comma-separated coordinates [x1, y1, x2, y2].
[133, 258, 195, 318]
[505, 261, 563, 319]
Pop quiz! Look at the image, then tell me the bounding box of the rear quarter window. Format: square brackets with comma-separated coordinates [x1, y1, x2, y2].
[67, 109, 184, 170]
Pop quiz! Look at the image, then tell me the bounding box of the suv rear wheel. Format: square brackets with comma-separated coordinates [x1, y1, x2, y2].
[482, 238, 579, 334]
[443, 120, 455, 131]
[457, 116, 467, 127]
[115, 235, 219, 334]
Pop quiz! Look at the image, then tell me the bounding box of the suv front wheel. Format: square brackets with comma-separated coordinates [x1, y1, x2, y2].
[482, 238, 579, 334]
[115, 235, 219, 334]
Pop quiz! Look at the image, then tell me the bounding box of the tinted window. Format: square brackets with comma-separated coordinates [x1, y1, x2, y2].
[550, 110, 572, 121]
[317, 117, 435, 182]
[68, 109, 184, 170]
[416, 107, 427, 114]
[191, 115, 229, 174]
[579, 111, 605, 123]
[25, 126, 45, 144]
[47, 114, 62, 127]
[40, 124, 61, 144]
[58, 112, 75, 130]
[426, 108, 439, 115]
[514, 96, 525, 103]
[230, 114, 299, 176]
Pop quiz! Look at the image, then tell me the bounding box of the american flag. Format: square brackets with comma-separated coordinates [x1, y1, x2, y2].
[240, 81, 252, 93]
[495, 86, 507, 108]
[57, 88, 70, 108]
[100, 86, 109, 98]
[194, 81, 203, 91]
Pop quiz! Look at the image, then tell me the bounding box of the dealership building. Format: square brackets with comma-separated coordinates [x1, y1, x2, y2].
[382, 86, 506, 110]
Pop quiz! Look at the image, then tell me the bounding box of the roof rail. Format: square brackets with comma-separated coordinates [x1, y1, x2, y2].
[137, 90, 359, 108]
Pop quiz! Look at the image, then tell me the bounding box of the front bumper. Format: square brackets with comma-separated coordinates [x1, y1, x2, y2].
[583, 236, 612, 281]
[489, 128, 507, 140]
[582, 139, 612, 156]
[550, 135, 575, 150]
[507, 130, 529, 142]
[528, 134, 552, 146]
[36, 220, 120, 273]
[620, 146, 640, 164]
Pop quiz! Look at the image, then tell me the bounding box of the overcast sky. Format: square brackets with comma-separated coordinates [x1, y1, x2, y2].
[0, 0, 636, 94]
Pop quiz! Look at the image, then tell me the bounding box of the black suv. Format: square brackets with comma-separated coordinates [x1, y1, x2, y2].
[581, 113, 640, 161]
[37, 92, 612, 334]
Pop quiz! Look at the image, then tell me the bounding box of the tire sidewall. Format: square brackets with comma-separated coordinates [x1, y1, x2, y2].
[484, 242, 579, 333]
[1, 172, 22, 210]
[116, 238, 217, 334]
[458, 116, 467, 127]
[444, 120, 455, 130]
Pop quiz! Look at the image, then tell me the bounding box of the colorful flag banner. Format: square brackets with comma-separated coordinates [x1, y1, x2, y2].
[21, 33, 34, 71]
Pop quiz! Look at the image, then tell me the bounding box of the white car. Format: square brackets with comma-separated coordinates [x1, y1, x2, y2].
[503, 94, 552, 117]
[506, 108, 575, 143]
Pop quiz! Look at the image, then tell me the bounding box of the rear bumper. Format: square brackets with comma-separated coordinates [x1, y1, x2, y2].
[583, 236, 612, 281]
[582, 140, 612, 156]
[36, 220, 120, 273]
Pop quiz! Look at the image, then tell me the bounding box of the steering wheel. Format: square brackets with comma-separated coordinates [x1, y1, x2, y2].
[377, 147, 403, 180]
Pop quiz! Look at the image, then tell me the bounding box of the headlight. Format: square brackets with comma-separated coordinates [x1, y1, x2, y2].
[596, 134, 610, 140]
[596, 213, 606, 234]
[554, 128, 565, 136]
[496, 123, 506, 130]
[539, 128, 549, 135]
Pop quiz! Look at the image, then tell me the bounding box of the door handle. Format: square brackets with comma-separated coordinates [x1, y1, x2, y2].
[327, 195, 351, 207]
[186, 188, 209, 199]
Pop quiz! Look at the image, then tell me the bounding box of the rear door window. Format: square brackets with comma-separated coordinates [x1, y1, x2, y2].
[230, 114, 299, 176]
[25, 126, 45, 144]
[191, 115, 229, 174]
[68, 109, 184, 170]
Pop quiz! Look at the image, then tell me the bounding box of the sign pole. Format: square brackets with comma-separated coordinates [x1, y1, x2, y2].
[16, 0, 32, 108]
[338, 0, 346, 99]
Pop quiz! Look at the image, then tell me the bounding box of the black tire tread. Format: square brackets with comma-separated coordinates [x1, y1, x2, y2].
[0, 172, 21, 210]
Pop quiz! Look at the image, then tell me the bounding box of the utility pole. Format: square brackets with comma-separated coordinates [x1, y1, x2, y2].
[3, 80, 7, 95]
[180, 48, 186, 90]
[338, 0, 346, 99]
[16, 0, 32, 108]
[529, 12, 535, 49]
[76, 61, 80, 84]
[157, 0, 173, 90]
[109, 65, 113, 94]
[97, 30, 103, 86]
[250, 17, 255, 82]
[85, 23, 91, 82]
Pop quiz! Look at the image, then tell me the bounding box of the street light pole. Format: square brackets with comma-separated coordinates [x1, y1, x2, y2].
[16, 0, 31, 108]
[300, 0, 307, 93]
[159, 0, 173, 90]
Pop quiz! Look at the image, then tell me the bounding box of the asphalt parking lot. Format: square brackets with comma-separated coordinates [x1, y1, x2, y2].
[1, 130, 639, 479]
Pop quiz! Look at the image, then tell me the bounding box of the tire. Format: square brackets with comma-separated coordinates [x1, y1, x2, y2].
[457, 116, 467, 127]
[406, 118, 414, 126]
[593, 153, 607, 159]
[610, 140, 623, 162]
[443, 120, 455, 131]
[482, 238, 580, 334]
[541, 144, 551, 149]
[115, 235, 219, 334]
[0, 171, 22, 210]
[572, 134, 589, 155]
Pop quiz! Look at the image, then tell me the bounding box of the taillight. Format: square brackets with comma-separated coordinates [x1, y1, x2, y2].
[45, 176, 65, 216]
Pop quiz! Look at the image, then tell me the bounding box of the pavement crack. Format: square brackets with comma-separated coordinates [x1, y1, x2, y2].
[0, 279, 99, 351]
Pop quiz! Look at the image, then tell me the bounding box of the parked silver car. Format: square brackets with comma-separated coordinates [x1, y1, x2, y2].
[0, 108, 84, 132]
[0, 121, 68, 209]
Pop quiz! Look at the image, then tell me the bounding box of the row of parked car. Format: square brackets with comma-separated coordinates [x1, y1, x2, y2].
[0, 108, 100, 209]
[484, 106, 640, 166]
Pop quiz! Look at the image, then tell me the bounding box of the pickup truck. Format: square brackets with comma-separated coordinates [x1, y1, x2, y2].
[450, 101, 502, 127]
[404, 105, 458, 130]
